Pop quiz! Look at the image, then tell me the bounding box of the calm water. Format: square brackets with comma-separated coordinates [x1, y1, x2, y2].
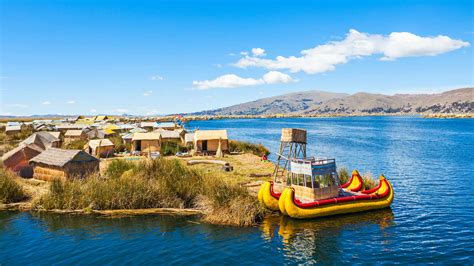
[1, 117, 473, 264]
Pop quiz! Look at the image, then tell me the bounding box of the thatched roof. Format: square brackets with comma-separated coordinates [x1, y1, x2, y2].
[56, 124, 84, 130]
[21, 132, 60, 150]
[156, 122, 175, 129]
[194, 130, 228, 141]
[155, 129, 180, 139]
[65, 129, 84, 137]
[48, 132, 61, 139]
[30, 148, 99, 167]
[132, 132, 161, 141]
[6, 125, 21, 132]
[140, 122, 157, 128]
[2, 144, 43, 163]
[88, 139, 114, 149]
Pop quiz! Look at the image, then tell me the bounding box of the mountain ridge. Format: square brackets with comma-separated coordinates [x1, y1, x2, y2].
[193, 88, 473, 116]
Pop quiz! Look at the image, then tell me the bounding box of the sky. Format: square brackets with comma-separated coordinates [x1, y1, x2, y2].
[0, 0, 472, 116]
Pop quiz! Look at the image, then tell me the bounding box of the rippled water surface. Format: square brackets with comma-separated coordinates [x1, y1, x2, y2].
[1, 117, 473, 264]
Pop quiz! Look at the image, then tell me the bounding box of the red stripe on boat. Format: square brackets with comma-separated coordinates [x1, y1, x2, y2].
[269, 181, 281, 199]
[293, 180, 390, 209]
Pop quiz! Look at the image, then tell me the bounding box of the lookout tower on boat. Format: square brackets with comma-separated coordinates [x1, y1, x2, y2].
[273, 128, 307, 183]
[273, 128, 341, 202]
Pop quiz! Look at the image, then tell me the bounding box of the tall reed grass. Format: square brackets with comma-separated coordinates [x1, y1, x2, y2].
[0, 168, 27, 203]
[37, 158, 264, 226]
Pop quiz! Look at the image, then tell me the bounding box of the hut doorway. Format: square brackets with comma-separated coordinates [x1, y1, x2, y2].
[202, 140, 208, 151]
[136, 140, 142, 151]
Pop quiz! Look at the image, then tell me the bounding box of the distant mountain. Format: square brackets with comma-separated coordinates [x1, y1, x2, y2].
[194, 88, 473, 115]
[194, 91, 349, 115]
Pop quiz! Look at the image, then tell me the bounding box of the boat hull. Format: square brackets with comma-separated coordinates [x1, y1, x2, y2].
[258, 181, 281, 211]
[279, 176, 394, 219]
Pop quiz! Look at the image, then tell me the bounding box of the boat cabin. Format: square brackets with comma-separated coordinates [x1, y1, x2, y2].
[287, 158, 340, 202]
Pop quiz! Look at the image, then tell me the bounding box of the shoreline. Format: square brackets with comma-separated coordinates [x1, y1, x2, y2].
[1, 113, 472, 123]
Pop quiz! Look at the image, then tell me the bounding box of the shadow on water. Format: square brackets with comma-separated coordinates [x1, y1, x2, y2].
[260, 209, 395, 263]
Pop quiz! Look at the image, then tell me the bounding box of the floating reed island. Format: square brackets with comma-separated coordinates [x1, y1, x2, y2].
[0, 116, 380, 226]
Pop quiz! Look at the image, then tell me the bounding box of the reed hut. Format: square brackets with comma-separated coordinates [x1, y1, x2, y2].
[131, 132, 161, 154]
[86, 139, 115, 158]
[193, 130, 228, 154]
[140, 122, 157, 131]
[155, 129, 181, 145]
[2, 145, 43, 178]
[29, 148, 99, 181]
[5, 125, 21, 135]
[64, 129, 86, 141]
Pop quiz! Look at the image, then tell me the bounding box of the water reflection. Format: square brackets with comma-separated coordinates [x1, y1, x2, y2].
[261, 209, 394, 263]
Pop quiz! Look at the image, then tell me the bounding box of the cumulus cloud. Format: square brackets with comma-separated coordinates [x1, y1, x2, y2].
[143, 90, 153, 96]
[251, 48, 266, 57]
[41, 101, 51, 105]
[193, 71, 295, 90]
[235, 29, 470, 74]
[66, 100, 75, 104]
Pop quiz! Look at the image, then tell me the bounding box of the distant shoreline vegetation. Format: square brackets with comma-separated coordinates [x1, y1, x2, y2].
[0, 113, 473, 123]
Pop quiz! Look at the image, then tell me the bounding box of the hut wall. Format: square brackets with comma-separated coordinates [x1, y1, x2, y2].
[96, 146, 114, 158]
[33, 165, 67, 181]
[196, 140, 228, 152]
[132, 140, 160, 153]
[65, 161, 99, 179]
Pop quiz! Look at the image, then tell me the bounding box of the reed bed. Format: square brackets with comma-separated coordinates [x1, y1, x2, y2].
[36, 158, 264, 226]
[0, 168, 27, 203]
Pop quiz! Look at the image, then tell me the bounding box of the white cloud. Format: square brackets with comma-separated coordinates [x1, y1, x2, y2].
[143, 90, 153, 96]
[90, 109, 97, 113]
[240, 51, 249, 56]
[150, 75, 164, 80]
[42, 101, 51, 105]
[251, 48, 266, 57]
[193, 71, 295, 90]
[66, 100, 75, 104]
[235, 29, 470, 74]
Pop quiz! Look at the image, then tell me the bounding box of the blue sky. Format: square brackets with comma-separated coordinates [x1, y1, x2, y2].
[1, 0, 472, 116]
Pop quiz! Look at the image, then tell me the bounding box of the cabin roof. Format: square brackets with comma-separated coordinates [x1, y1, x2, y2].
[29, 148, 98, 167]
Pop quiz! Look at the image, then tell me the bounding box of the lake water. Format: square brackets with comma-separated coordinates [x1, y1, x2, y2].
[1, 117, 473, 264]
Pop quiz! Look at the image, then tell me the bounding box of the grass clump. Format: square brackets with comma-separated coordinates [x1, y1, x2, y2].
[229, 140, 270, 156]
[36, 158, 264, 226]
[0, 168, 27, 203]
